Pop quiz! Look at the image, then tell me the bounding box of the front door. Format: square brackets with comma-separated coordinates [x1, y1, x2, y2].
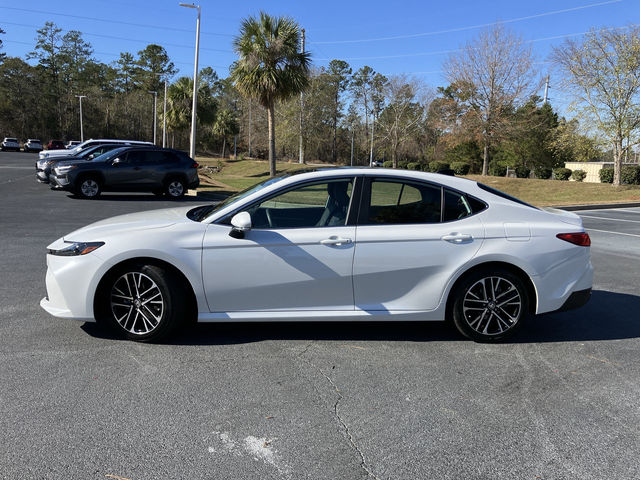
[202, 178, 357, 312]
[107, 150, 144, 186]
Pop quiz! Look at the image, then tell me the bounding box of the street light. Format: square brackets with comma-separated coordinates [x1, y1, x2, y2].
[75, 95, 87, 142]
[179, 2, 201, 160]
[148, 90, 158, 145]
[155, 73, 168, 148]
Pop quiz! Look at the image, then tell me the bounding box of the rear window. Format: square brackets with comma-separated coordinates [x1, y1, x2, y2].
[477, 183, 538, 209]
[6, 138, 18, 142]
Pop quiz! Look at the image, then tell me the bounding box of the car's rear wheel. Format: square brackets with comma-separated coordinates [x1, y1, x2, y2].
[165, 178, 186, 198]
[98, 264, 185, 342]
[452, 268, 528, 343]
[76, 176, 102, 199]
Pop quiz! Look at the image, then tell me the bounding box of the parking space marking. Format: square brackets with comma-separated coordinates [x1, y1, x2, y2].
[579, 215, 640, 224]
[586, 228, 640, 238]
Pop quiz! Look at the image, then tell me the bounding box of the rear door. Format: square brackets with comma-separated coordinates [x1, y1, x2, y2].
[352, 177, 486, 312]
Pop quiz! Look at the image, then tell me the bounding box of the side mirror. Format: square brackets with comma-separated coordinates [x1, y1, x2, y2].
[229, 211, 252, 239]
[111, 158, 121, 166]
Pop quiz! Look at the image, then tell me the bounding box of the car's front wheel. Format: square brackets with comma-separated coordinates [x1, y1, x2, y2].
[165, 178, 186, 198]
[75, 176, 102, 199]
[97, 264, 185, 342]
[451, 268, 528, 343]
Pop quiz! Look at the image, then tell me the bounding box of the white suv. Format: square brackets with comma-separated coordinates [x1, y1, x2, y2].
[2, 138, 21, 152]
[39, 139, 154, 160]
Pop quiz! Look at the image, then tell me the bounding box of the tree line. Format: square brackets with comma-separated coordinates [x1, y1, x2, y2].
[0, 18, 638, 185]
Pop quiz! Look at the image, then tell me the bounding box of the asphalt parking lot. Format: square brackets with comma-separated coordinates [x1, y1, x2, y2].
[1, 150, 639, 479]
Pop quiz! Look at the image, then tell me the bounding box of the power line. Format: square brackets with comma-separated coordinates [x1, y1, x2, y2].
[310, 0, 622, 44]
[0, 6, 236, 38]
[310, 25, 635, 61]
[1, 21, 232, 54]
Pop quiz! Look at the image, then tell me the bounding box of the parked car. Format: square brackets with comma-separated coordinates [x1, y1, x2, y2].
[46, 140, 66, 150]
[24, 139, 44, 153]
[65, 141, 81, 149]
[49, 146, 199, 198]
[39, 138, 153, 160]
[35, 143, 142, 184]
[41, 168, 593, 343]
[1, 137, 21, 151]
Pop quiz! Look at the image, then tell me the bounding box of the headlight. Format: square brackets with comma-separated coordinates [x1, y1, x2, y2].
[48, 241, 105, 256]
[55, 165, 77, 174]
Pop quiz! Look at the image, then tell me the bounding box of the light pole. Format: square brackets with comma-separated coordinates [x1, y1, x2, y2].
[155, 73, 168, 148]
[148, 91, 158, 145]
[75, 95, 86, 142]
[179, 2, 201, 160]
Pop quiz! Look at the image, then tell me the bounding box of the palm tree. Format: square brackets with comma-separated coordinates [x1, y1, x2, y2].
[230, 12, 310, 176]
[165, 76, 217, 150]
[212, 109, 239, 158]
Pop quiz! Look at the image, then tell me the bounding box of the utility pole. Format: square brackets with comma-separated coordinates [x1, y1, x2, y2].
[299, 28, 305, 164]
[248, 101, 252, 158]
[75, 95, 86, 142]
[149, 91, 158, 145]
[350, 128, 354, 167]
[369, 109, 375, 167]
[234, 99, 237, 159]
[179, 2, 202, 160]
[543, 75, 550, 104]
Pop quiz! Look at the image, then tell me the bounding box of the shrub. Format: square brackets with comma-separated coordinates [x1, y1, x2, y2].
[429, 161, 450, 173]
[553, 168, 572, 181]
[571, 169, 587, 182]
[383, 160, 393, 168]
[534, 166, 552, 179]
[621, 165, 640, 185]
[599, 167, 614, 183]
[489, 163, 507, 177]
[515, 166, 531, 179]
[397, 161, 409, 169]
[450, 161, 471, 175]
[407, 162, 422, 171]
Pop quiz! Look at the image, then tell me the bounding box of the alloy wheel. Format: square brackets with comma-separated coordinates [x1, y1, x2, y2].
[81, 179, 100, 197]
[461, 276, 522, 336]
[110, 272, 164, 335]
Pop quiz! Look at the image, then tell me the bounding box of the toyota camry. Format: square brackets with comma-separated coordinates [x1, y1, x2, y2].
[41, 168, 593, 342]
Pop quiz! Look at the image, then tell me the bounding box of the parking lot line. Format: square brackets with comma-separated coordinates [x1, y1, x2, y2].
[586, 228, 640, 238]
[579, 215, 640, 224]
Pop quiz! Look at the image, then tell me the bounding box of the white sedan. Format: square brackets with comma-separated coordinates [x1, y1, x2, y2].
[41, 168, 593, 343]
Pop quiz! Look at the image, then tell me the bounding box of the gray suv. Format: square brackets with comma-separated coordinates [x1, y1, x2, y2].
[49, 146, 200, 199]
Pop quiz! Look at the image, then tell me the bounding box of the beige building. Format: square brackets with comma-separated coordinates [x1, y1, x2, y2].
[564, 162, 639, 183]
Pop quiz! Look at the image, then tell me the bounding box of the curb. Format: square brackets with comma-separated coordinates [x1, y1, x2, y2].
[557, 202, 640, 211]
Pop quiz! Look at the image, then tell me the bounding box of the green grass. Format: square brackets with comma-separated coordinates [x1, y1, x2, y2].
[195, 158, 640, 207]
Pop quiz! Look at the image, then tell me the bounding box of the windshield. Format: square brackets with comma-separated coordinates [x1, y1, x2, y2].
[197, 174, 291, 222]
[91, 147, 128, 162]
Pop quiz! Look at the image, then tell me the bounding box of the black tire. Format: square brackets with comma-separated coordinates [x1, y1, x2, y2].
[96, 264, 185, 342]
[151, 188, 164, 197]
[451, 268, 528, 343]
[165, 177, 186, 198]
[75, 176, 102, 199]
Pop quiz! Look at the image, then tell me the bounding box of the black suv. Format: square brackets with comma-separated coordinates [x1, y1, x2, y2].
[49, 146, 200, 199]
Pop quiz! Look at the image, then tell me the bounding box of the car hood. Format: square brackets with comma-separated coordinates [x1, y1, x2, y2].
[49, 206, 198, 246]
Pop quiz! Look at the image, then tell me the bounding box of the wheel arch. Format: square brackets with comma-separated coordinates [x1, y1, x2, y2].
[445, 261, 538, 321]
[93, 256, 198, 326]
[76, 170, 106, 186]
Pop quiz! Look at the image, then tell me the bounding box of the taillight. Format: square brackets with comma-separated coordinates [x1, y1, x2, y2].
[557, 232, 591, 246]
[191, 163, 199, 168]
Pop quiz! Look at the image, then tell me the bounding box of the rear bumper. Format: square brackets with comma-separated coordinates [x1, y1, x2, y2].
[550, 288, 592, 314]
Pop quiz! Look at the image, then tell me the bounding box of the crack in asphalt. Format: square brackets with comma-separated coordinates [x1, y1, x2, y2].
[295, 342, 382, 480]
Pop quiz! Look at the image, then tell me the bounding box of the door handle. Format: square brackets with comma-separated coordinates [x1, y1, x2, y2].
[320, 236, 352, 246]
[441, 233, 473, 244]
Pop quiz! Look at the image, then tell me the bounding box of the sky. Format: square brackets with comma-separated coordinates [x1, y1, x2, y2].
[0, 0, 636, 100]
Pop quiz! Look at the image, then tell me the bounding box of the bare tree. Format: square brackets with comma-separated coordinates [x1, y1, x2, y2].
[443, 23, 540, 175]
[378, 75, 429, 168]
[550, 25, 640, 186]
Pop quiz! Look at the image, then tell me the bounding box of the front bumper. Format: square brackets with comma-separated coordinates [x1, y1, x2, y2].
[49, 173, 72, 189]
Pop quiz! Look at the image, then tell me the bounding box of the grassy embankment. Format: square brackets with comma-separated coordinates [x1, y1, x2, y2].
[195, 157, 640, 207]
